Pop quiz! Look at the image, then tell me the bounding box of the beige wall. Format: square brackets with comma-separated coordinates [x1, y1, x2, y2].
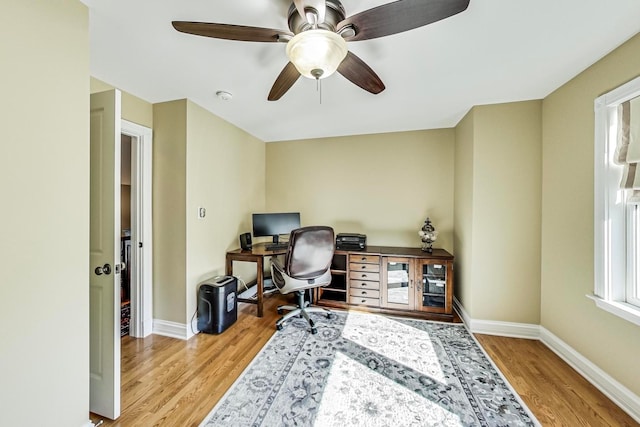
[185, 100, 265, 323]
[473, 101, 542, 323]
[90, 77, 153, 128]
[454, 110, 475, 313]
[453, 101, 542, 324]
[153, 100, 188, 323]
[0, 1, 90, 425]
[266, 130, 455, 252]
[541, 32, 640, 395]
[153, 100, 266, 325]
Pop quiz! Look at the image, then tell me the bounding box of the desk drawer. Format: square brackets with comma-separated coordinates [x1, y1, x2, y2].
[349, 262, 380, 273]
[349, 288, 380, 299]
[349, 294, 380, 307]
[350, 254, 380, 264]
[350, 280, 380, 291]
[349, 271, 380, 282]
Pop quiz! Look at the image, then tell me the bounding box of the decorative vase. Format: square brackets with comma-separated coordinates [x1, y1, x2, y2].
[418, 217, 438, 253]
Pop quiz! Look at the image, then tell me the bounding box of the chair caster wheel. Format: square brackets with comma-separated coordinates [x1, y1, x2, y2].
[276, 324, 283, 331]
[309, 319, 315, 327]
[311, 328, 318, 335]
[277, 308, 283, 315]
[326, 313, 334, 319]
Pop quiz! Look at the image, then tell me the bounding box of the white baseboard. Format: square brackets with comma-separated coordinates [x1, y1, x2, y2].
[454, 296, 640, 423]
[453, 297, 540, 339]
[153, 319, 196, 340]
[540, 327, 640, 423]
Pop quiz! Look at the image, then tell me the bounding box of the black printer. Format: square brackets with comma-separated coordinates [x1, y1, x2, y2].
[336, 233, 367, 250]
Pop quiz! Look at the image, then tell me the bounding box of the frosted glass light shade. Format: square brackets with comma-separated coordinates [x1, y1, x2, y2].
[286, 29, 348, 80]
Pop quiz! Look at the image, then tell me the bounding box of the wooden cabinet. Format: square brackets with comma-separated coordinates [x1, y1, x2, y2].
[316, 246, 454, 320]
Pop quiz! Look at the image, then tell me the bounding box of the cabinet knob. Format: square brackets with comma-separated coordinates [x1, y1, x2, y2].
[361, 291, 367, 295]
[361, 265, 366, 269]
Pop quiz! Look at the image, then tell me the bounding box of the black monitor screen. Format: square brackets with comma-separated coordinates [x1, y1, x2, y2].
[252, 212, 300, 243]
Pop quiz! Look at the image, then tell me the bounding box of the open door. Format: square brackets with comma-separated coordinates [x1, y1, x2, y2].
[89, 89, 121, 419]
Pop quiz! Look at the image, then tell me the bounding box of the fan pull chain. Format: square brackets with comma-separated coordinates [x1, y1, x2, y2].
[310, 68, 324, 104]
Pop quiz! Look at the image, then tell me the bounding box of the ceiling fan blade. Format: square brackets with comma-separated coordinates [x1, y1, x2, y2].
[268, 62, 301, 101]
[293, 0, 327, 24]
[338, 0, 470, 42]
[337, 52, 385, 95]
[172, 21, 292, 42]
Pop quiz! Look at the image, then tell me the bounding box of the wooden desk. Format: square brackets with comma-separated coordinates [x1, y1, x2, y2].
[225, 243, 287, 317]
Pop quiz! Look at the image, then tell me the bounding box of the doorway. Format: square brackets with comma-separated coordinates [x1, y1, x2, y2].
[120, 134, 132, 336]
[121, 120, 153, 338]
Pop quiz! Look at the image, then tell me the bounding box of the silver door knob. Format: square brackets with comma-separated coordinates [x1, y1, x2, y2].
[94, 263, 112, 276]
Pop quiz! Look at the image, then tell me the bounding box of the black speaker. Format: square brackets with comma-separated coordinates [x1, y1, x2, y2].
[240, 232, 252, 250]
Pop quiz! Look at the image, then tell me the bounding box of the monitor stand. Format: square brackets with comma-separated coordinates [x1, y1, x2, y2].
[266, 235, 288, 250]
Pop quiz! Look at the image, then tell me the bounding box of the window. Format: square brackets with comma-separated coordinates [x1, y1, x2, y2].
[593, 75, 640, 326]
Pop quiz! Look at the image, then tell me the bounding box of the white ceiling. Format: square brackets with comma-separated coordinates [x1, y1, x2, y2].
[82, 0, 640, 142]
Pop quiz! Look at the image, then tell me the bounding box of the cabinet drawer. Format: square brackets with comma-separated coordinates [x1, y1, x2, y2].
[349, 271, 380, 282]
[349, 262, 380, 273]
[350, 254, 380, 264]
[350, 280, 380, 290]
[349, 295, 380, 307]
[349, 288, 380, 299]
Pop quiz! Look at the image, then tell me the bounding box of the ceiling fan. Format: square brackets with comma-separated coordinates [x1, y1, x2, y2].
[172, 0, 470, 101]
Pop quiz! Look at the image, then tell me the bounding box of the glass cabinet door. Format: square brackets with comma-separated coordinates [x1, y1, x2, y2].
[382, 257, 414, 309]
[418, 262, 447, 311]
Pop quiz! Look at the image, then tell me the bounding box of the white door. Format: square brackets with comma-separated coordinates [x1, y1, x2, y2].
[89, 89, 121, 419]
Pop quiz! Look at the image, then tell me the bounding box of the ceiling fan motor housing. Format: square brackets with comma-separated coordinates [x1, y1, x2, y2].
[287, 0, 346, 34]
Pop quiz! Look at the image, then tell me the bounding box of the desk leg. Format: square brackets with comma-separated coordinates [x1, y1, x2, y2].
[225, 255, 233, 276]
[256, 256, 264, 317]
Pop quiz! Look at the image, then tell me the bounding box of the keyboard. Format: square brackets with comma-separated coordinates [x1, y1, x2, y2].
[266, 243, 288, 251]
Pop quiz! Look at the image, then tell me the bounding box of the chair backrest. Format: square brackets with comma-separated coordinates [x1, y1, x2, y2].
[284, 226, 335, 280]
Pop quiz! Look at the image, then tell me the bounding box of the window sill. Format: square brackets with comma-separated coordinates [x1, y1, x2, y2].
[587, 295, 640, 327]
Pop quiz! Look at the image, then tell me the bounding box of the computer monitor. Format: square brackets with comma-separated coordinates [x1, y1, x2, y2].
[252, 212, 301, 244]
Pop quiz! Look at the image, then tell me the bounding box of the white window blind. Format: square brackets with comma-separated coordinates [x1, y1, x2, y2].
[615, 99, 640, 203]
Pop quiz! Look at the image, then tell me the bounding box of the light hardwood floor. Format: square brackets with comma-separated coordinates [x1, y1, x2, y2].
[91, 294, 638, 426]
[475, 334, 638, 426]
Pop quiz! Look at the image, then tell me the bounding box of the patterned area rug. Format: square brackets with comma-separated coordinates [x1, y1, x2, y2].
[200, 311, 539, 427]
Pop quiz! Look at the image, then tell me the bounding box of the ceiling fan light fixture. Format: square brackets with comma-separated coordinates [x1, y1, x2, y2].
[286, 29, 347, 80]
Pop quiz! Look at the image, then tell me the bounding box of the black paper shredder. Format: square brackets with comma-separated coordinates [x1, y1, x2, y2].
[197, 275, 238, 334]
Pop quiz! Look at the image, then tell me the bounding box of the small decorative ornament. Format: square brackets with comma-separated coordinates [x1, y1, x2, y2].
[418, 217, 438, 253]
